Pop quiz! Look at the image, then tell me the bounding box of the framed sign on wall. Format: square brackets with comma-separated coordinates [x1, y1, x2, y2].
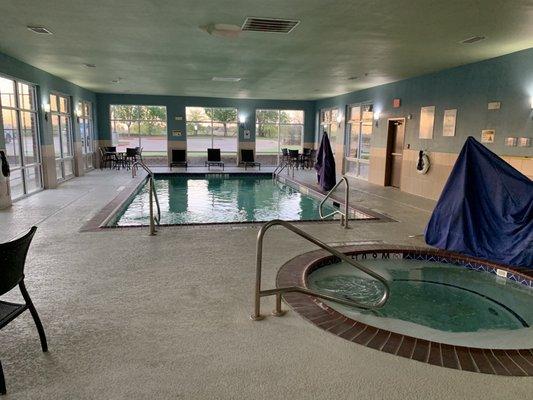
[442, 109, 457, 137]
[419, 106, 435, 139]
[481, 130, 495, 143]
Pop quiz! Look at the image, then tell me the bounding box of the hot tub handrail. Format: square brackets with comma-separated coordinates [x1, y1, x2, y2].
[251, 219, 390, 321]
[132, 161, 161, 235]
[319, 176, 349, 229]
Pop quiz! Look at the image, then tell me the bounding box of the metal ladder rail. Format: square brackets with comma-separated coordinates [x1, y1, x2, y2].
[132, 161, 161, 235]
[272, 160, 287, 178]
[251, 219, 390, 321]
[319, 176, 350, 228]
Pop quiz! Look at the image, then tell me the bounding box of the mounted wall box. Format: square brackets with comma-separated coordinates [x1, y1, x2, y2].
[505, 137, 518, 147]
[487, 101, 501, 110]
[518, 137, 531, 147]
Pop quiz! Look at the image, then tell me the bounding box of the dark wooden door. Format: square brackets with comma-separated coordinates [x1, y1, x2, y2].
[386, 120, 405, 188]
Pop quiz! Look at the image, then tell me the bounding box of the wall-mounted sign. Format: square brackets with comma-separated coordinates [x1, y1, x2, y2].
[487, 101, 501, 110]
[419, 106, 435, 139]
[172, 130, 182, 137]
[243, 129, 251, 139]
[392, 98, 401, 108]
[505, 137, 518, 147]
[518, 137, 531, 147]
[481, 129, 495, 143]
[442, 109, 457, 137]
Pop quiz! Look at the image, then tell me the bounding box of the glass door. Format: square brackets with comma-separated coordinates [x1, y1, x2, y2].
[0, 75, 42, 199]
[320, 108, 339, 154]
[79, 100, 94, 170]
[50, 93, 74, 181]
[345, 103, 373, 180]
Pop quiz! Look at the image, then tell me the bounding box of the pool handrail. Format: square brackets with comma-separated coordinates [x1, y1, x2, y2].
[319, 176, 349, 229]
[132, 161, 161, 235]
[251, 219, 390, 321]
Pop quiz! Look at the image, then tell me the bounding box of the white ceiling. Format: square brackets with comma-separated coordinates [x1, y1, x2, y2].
[1, 0, 533, 100]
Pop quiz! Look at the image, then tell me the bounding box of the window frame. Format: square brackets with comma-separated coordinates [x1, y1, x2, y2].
[255, 108, 304, 159]
[345, 102, 373, 180]
[185, 106, 239, 154]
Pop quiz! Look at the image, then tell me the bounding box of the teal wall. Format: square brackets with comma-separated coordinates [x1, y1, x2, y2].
[0, 52, 97, 147]
[315, 48, 533, 157]
[96, 93, 315, 144]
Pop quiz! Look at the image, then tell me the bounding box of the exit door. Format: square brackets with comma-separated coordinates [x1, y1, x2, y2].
[385, 119, 405, 188]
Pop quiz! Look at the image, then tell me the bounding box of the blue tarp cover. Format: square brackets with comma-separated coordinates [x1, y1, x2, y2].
[315, 132, 336, 191]
[425, 137, 533, 268]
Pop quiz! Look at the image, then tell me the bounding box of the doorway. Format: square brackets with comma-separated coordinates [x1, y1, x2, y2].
[385, 118, 405, 188]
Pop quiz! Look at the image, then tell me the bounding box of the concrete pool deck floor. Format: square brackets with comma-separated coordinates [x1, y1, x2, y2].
[0, 169, 531, 399]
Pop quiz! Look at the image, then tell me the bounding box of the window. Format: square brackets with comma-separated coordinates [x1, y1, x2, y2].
[110, 105, 167, 157]
[186, 107, 238, 158]
[255, 109, 304, 159]
[0, 76, 42, 199]
[79, 100, 94, 170]
[320, 108, 339, 154]
[50, 93, 74, 181]
[345, 103, 373, 180]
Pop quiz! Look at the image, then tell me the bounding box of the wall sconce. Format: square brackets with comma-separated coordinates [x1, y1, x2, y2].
[43, 102, 50, 121]
[75, 107, 82, 123]
[336, 113, 343, 126]
[239, 114, 246, 128]
[374, 111, 381, 127]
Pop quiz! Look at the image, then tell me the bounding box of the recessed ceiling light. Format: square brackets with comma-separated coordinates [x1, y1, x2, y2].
[212, 77, 241, 82]
[82, 63, 96, 68]
[460, 35, 486, 44]
[27, 26, 53, 35]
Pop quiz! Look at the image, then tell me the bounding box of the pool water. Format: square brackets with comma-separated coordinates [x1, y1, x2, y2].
[113, 175, 372, 226]
[308, 258, 533, 348]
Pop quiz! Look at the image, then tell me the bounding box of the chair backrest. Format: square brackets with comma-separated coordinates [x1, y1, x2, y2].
[303, 148, 312, 156]
[126, 148, 137, 157]
[289, 149, 299, 158]
[207, 148, 221, 162]
[241, 149, 254, 163]
[135, 147, 143, 155]
[0, 226, 37, 295]
[172, 149, 186, 162]
[281, 148, 289, 156]
[106, 146, 117, 153]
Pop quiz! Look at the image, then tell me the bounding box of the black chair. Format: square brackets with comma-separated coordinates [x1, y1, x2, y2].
[170, 149, 188, 169]
[135, 147, 144, 162]
[124, 148, 138, 169]
[240, 149, 261, 170]
[205, 148, 224, 170]
[281, 148, 289, 164]
[301, 148, 313, 169]
[288, 149, 300, 169]
[0, 227, 47, 395]
[99, 147, 114, 169]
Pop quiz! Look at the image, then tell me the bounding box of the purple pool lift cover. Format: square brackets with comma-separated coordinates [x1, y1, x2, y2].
[425, 137, 533, 268]
[315, 132, 337, 191]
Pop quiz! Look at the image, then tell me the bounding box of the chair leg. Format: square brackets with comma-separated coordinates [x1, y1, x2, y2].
[19, 282, 48, 353]
[0, 360, 6, 395]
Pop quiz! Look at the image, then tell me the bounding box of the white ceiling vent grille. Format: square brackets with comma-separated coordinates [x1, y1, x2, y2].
[460, 36, 486, 44]
[242, 17, 299, 34]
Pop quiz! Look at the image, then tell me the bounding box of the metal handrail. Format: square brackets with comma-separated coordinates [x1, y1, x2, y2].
[319, 176, 350, 229]
[272, 160, 288, 178]
[251, 219, 390, 321]
[132, 161, 161, 235]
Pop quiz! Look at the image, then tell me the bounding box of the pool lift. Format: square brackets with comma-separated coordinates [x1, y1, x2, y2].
[251, 219, 390, 321]
[132, 161, 161, 235]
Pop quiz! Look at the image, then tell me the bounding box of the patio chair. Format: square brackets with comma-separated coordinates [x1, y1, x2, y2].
[135, 147, 144, 162]
[240, 149, 261, 170]
[0, 226, 48, 395]
[99, 147, 114, 169]
[170, 149, 188, 169]
[205, 149, 224, 170]
[281, 148, 289, 164]
[124, 148, 138, 170]
[301, 148, 313, 169]
[288, 149, 301, 169]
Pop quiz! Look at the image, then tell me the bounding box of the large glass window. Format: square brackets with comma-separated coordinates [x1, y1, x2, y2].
[185, 107, 238, 161]
[50, 93, 74, 181]
[79, 100, 94, 170]
[345, 103, 373, 180]
[255, 109, 304, 160]
[320, 108, 339, 154]
[0, 76, 42, 199]
[110, 105, 167, 157]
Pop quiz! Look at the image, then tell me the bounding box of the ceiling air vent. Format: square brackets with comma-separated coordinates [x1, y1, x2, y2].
[242, 17, 299, 34]
[27, 26, 53, 35]
[460, 35, 486, 44]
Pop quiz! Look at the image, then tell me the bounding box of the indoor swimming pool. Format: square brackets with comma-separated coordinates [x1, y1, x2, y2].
[110, 174, 374, 226]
